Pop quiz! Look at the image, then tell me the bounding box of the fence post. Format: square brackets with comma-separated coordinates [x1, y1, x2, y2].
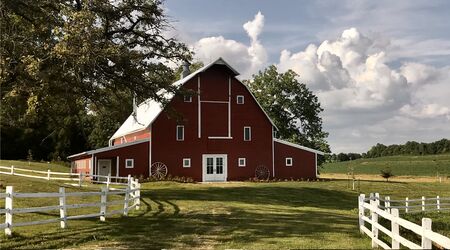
[405, 197, 409, 213]
[422, 196, 426, 212]
[10, 165, 14, 175]
[391, 208, 400, 249]
[385, 196, 390, 212]
[123, 186, 130, 216]
[358, 194, 365, 233]
[5, 186, 13, 236]
[107, 174, 111, 188]
[370, 197, 379, 248]
[436, 196, 440, 212]
[47, 169, 51, 180]
[127, 174, 132, 186]
[59, 187, 67, 229]
[421, 218, 432, 249]
[100, 186, 107, 221]
[78, 173, 83, 187]
[135, 183, 141, 210]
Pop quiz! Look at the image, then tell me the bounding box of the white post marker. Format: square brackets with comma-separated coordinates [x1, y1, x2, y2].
[5, 186, 13, 236]
[421, 218, 432, 249]
[422, 196, 426, 212]
[59, 187, 67, 229]
[437, 195, 440, 212]
[100, 186, 108, 222]
[405, 197, 409, 213]
[391, 208, 400, 249]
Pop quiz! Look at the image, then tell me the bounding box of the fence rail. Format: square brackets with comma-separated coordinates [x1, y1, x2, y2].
[0, 178, 141, 236]
[358, 193, 450, 249]
[0, 165, 129, 186]
[364, 194, 450, 214]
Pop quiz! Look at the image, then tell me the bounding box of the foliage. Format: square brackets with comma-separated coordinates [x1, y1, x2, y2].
[380, 167, 394, 182]
[245, 65, 330, 155]
[365, 139, 450, 158]
[0, 0, 191, 159]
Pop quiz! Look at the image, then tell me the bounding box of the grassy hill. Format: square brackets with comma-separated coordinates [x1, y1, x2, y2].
[322, 154, 450, 177]
[0, 160, 449, 248]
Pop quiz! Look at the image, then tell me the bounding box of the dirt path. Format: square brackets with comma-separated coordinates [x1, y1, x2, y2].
[320, 173, 450, 183]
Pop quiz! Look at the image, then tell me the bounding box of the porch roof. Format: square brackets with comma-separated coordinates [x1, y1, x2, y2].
[67, 138, 150, 160]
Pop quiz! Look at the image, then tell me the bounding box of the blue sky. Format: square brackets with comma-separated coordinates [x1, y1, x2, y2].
[164, 0, 450, 153]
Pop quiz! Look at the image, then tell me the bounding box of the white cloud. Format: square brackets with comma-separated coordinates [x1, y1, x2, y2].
[193, 12, 267, 78]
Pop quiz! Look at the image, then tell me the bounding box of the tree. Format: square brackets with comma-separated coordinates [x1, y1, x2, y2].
[380, 168, 394, 182]
[0, 0, 191, 160]
[246, 65, 329, 153]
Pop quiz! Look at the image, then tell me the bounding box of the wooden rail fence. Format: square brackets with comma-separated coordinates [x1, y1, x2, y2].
[0, 165, 129, 187]
[0, 179, 141, 237]
[358, 193, 450, 249]
[375, 195, 450, 214]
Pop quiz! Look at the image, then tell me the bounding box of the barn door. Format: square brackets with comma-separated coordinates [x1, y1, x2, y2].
[202, 154, 227, 182]
[97, 159, 111, 182]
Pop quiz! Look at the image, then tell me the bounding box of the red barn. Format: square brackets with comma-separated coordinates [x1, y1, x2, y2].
[68, 58, 324, 182]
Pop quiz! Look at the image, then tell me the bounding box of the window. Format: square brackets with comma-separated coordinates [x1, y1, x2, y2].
[238, 158, 246, 167]
[125, 159, 134, 168]
[237, 95, 244, 104]
[244, 126, 251, 141]
[183, 158, 191, 168]
[176, 125, 184, 141]
[184, 95, 192, 102]
[285, 157, 293, 167]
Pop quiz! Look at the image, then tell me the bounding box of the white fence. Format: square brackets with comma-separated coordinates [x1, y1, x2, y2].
[376, 195, 450, 213]
[358, 193, 450, 249]
[0, 178, 141, 237]
[0, 165, 129, 187]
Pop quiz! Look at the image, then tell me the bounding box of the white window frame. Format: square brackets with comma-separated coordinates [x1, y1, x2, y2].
[176, 125, 184, 141]
[184, 95, 192, 102]
[237, 95, 245, 104]
[183, 158, 191, 168]
[244, 126, 251, 141]
[125, 159, 134, 169]
[238, 158, 246, 167]
[285, 157, 293, 167]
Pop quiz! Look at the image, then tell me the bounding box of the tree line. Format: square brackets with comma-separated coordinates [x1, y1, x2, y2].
[1, 0, 329, 161]
[327, 138, 450, 162]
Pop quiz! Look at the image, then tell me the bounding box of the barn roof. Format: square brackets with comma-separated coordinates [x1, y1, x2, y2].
[110, 57, 277, 141]
[273, 138, 325, 155]
[68, 138, 150, 159]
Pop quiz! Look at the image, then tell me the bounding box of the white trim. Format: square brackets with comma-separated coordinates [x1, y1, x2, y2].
[315, 153, 318, 178]
[238, 158, 246, 167]
[68, 138, 150, 158]
[183, 95, 192, 102]
[200, 100, 229, 104]
[149, 125, 152, 177]
[273, 138, 325, 155]
[125, 159, 134, 169]
[202, 154, 228, 182]
[116, 156, 119, 177]
[208, 136, 233, 140]
[183, 158, 191, 168]
[236, 95, 244, 104]
[198, 76, 201, 138]
[272, 127, 275, 177]
[228, 76, 231, 138]
[244, 126, 251, 141]
[94, 156, 97, 175]
[176, 125, 184, 141]
[90, 154, 94, 176]
[285, 157, 293, 167]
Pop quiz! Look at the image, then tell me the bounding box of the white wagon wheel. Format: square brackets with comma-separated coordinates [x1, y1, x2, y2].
[151, 162, 168, 179]
[255, 165, 270, 180]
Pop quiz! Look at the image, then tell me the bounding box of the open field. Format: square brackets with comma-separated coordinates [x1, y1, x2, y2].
[322, 154, 450, 177]
[1, 160, 450, 249]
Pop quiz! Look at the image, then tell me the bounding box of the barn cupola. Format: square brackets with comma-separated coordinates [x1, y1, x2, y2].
[181, 60, 191, 78]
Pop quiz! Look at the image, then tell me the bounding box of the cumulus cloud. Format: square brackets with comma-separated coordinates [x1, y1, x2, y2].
[193, 12, 267, 78]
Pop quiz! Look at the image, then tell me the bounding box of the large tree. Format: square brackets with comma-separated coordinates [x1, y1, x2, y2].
[0, 0, 191, 160]
[246, 65, 330, 153]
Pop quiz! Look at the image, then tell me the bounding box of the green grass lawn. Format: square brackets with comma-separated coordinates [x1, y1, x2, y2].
[322, 154, 450, 177]
[0, 160, 449, 249]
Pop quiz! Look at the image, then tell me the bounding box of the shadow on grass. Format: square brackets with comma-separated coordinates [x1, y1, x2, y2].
[1, 185, 366, 249]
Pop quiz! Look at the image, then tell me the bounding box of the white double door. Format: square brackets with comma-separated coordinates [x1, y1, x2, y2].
[202, 154, 227, 182]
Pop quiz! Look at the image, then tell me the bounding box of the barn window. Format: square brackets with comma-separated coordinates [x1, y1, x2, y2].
[238, 158, 246, 167]
[237, 95, 244, 104]
[125, 159, 134, 168]
[176, 125, 184, 141]
[285, 157, 293, 167]
[184, 95, 192, 102]
[183, 158, 191, 168]
[244, 127, 251, 141]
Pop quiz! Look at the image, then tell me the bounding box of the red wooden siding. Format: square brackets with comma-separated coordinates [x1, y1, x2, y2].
[151, 65, 273, 181]
[71, 157, 91, 174]
[113, 129, 150, 145]
[274, 141, 317, 179]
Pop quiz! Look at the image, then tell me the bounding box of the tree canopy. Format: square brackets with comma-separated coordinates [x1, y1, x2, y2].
[0, 0, 191, 160]
[246, 65, 330, 153]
